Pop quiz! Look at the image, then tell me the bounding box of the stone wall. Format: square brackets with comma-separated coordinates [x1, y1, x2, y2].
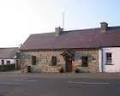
[73, 49, 99, 72]
[21, 50, 65, 72]
[21, 49, 99, 73]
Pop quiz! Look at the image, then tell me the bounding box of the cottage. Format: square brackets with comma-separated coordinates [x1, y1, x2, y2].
[20, 22, 120, 73]
[0, 47, 20, 71]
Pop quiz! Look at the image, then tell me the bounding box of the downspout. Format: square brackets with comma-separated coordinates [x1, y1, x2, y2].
[101, 48, 104, 72]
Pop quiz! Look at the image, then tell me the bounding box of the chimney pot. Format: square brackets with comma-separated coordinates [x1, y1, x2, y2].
[55, 27, 63, 36]
[100, 22, 108, 32]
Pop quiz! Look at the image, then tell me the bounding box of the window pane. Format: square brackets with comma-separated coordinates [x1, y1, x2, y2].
[81, 56, 88, 67]
[51, 56, 57, 66]
[7, 61, 10, 64]
[106, 53, 112, 65]
[1, 60, 4, 65]
[32, 56, 36, 65]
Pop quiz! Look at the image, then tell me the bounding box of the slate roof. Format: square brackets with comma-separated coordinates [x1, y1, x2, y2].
[0, 47, 18, 59]
[20, 26, 120, 51]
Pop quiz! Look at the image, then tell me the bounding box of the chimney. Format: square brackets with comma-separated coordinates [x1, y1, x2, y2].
[55, 27, 63, 36]
[100, 22, 108, 32]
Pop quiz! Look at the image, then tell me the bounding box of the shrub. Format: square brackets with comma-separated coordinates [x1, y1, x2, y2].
[0, 64, 15, 71]
[59, 67, 64, 73]
[75, 68, 80, 73]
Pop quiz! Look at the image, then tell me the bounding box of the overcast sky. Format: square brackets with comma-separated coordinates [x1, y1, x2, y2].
[0, 0, 120, 47]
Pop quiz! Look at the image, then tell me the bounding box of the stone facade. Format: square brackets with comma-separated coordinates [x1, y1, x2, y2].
[21, 49, 99, 73]
[73, 49, 99, 72]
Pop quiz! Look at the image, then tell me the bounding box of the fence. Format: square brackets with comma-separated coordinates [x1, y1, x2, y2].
[0, 64, 15, 71]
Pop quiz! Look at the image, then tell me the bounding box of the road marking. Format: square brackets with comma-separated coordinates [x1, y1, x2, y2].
[14, 79, 38, 82]
[68, 81, 111, 85]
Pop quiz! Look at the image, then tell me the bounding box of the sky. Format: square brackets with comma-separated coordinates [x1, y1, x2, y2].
[0, 0, 120, 47]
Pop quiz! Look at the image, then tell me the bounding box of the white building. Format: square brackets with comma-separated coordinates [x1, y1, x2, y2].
[0, 47, 20, 69]
[99, 47, 120, 72]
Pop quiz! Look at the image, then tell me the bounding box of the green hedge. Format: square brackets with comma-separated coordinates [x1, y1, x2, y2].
[0, 64, 15, 71]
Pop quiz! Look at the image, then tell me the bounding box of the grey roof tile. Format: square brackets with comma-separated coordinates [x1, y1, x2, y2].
[0, 47, 18, 59]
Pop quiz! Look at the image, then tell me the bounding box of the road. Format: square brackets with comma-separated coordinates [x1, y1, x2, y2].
[0, 72, 119, 96]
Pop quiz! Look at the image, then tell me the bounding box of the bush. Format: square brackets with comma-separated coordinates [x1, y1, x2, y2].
[75, 68, 80, 73]
[59, 67, 64, 73]
[0, 64, 15, 71]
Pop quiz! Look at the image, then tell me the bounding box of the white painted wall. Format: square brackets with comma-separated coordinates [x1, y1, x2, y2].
[0, 59, 16, 65]
[101, 47, 120, 72]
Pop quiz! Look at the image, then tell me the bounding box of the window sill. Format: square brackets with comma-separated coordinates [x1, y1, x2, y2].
[105, 63, 113, 65]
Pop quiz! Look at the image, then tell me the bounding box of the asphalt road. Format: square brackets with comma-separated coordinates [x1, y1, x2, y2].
[0, 73, 120, 96]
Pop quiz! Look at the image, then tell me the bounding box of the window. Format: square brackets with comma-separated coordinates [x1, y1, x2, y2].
[106, 53, 112, 65]
[1, 60, 4, 65]
[7, 61, 10, 64]
[32, 56, 36, 65]
[81, 56, 88, 67]
[51, 56, 57, 66]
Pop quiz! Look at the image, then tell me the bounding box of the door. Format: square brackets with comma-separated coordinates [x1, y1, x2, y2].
[65, 58, 72, 72]
[16, 60, 20, 70]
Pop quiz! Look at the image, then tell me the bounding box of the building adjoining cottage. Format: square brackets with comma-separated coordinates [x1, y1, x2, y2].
[0, 47, 20, 71]
[20, 22, 120, 73]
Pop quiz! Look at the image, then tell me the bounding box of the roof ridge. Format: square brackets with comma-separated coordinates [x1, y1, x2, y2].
[30, 26, 120, 35]
[30, 32, 54, 36]
[64, 27, 99, 32]
[65, 26, 120, 32]
[0, 47, 18, 49]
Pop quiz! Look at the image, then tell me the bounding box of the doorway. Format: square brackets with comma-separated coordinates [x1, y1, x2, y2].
[65, 58, 72, 72]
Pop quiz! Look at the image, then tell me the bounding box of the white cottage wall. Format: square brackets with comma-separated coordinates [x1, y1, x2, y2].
[102, 47, 120, 72]
[0, 59, 16, 65]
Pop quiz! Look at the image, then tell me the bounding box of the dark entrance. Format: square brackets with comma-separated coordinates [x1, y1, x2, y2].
[27, 66, 31, 73]
[16, 60, 19, 70]
[65, 58, 72, 72]
[61, 49, 74, 72]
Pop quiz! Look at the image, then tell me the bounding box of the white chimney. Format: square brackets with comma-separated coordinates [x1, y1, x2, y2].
[55, 27, 63, 36]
